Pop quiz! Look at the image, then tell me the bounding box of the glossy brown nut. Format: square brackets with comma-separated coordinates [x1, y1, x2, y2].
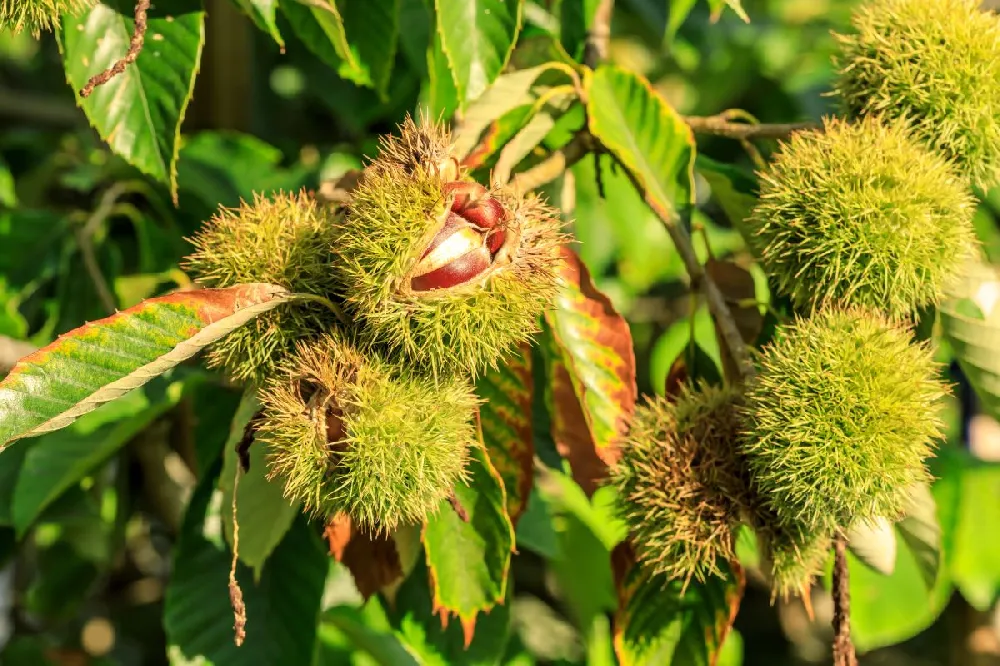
[411, 247, 491, 291]
[443, 181, 488, 212]
[486, 228, 506, 255]
[461, 197, 506, 231]
[442, 181, 506, 230]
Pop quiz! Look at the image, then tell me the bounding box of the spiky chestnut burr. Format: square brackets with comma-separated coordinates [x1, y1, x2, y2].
[1, 0, 93, 36]
[760, 522, 832, 601]
[256, 334, 479, 534]
[738, 307, 947, 536]
[183, 190, 341, 383]
[833, 0, 1000, 191]
[610, 382, 755, 587]
[749, 116, 978, 319]
[330, 118, 564, 377]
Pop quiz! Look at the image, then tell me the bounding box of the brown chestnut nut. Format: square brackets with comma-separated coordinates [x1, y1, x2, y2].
[411, 246, 492, 291]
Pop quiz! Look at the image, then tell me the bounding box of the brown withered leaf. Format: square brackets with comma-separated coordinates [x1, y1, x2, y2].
[324, 513, 402, 599]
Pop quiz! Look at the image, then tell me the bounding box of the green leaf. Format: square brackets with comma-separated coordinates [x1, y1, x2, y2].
[219, 389, 300, 581]
[11, 374, 189, 535]
[493, 92, 577, 184]
[0, 209, 69, 289]
[952, 458, 1000, 610]
[165, 476, 328, 665]
[536, 469, 624, 634]
[0, 155, 15, 207]
[695, 155, 758, 241]
[391, 554, 513, 664]
[477, 346, 535, 525]
[897, 482, 941, 590]
[666, 0, 698, 44]
[847, 517, 897, 577]
[577, 156, 679, 293]
[586, 64, 696, 223]
[451, 65, 571, 161]
[0, 442, 30, 526]
[321, 605, 421, 665]
[177, 131, 310, 212]
[613, 554, 744, 666]
[847, 456, 957, 651]
[282, 0, 399, 99]
[513, 487, 560, 559]
[424, 29, 460, 122]
[940, 261, 1000, 422]
[233, 0, 284, 47]
[335, 0, 400, 98]
[0, 284, 298, 445]
[189, 382, 244, 477]
[706, 0, 749, 22]
[435, 0, 524, 106]
[58, 0, 206, 202]
[559, 0, 601, 61]
[422, 445, 514, 645]
[280, 1, 348, 72]
[543, 248, 637, 492]
[649, 317, 691, 397]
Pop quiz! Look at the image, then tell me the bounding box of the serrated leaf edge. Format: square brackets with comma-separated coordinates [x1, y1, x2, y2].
[1, 284, 294, 444]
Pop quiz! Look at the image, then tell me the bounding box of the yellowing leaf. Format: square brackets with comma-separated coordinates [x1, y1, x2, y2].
[0, 284, 297, 445]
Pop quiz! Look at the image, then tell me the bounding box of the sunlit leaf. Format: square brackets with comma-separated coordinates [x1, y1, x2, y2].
[477, 345, 535, 525]
[587, 65, 696, 223]
[422, 446, 514, 646]
[233, 0, 284, 47]
[847, 454, 957, 651]
[940, 261, 1000, 422]
[0, 156, 15, 208]
[543, 247, 637, 492]
[58, 0, 205, 202]
[436, 0, 523, 106]
[951, 457, 1000, 610]
[452, 65, 571, 160]
[0, 284, 298, 445]
[390, 554, 513, 664]
[493, 92, 577, 184]
[848, 517, 897, 577]
[282, 0, 400, 98]
[706, 0, 749, 23]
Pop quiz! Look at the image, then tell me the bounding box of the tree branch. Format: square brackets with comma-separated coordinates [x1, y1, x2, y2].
[601, 156, 756, 380]
[80, 0, 151, 98]
[832, 535, 858, 666]
[584, 0, 615, 68]
[683, 114, 817, 140]
[512, 113, 816, 193]
[78, 183, 134, 315]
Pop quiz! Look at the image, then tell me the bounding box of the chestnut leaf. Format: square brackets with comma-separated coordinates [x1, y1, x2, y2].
[0, 284, 301, 445]
[57, 0, 205, 204]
